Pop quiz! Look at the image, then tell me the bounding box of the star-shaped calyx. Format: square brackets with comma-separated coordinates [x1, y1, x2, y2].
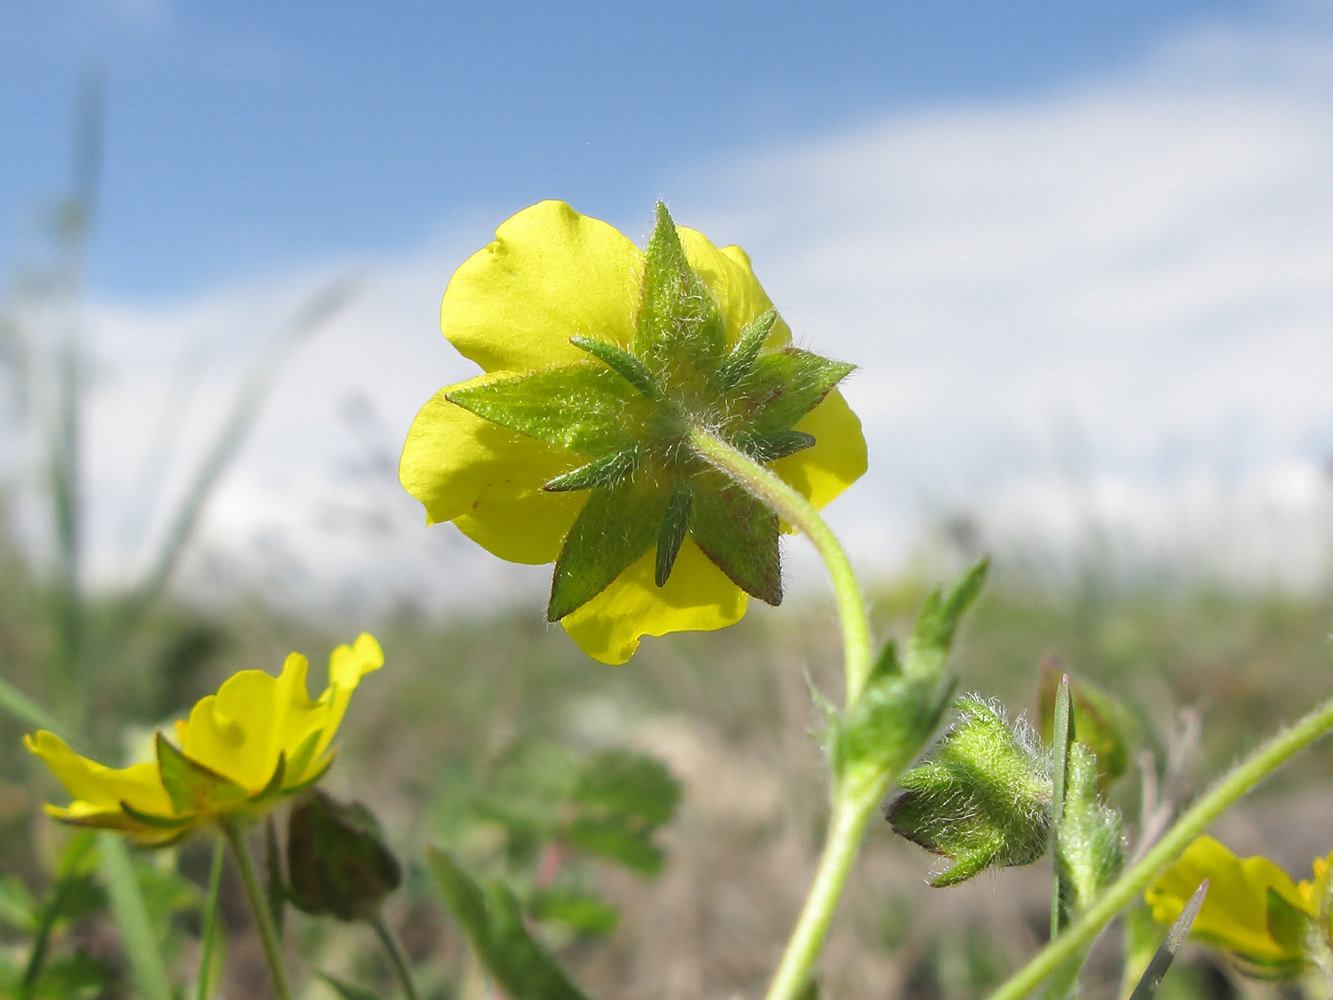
[447, 203, 854, 621]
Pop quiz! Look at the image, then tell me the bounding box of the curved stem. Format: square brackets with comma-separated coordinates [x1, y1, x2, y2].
[221, 820, 293, 1000]
[687, 427, 873, 701]
[987, 694, 1333, 1000]
[372, 914, 422, 1000]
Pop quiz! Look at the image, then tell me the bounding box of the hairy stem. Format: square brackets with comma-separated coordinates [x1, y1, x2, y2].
[987, 694, 1333, 1000]
[687, 426, 872, 700]
[222, 821, 292, 1000]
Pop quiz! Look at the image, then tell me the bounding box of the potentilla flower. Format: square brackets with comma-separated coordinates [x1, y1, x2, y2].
[1146, 835, 1333, 980]
[25, 634, 383, 845]
[400, 201, 866, 664]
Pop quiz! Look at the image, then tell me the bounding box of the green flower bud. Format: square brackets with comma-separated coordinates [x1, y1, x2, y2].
[286, 790, 402, 922]
[1055, 743, 1124, 921]
[886, 698, 1050, 887]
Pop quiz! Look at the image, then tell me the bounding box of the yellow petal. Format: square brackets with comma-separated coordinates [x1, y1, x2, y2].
[24, 731, 173, 817]
[311, 633, 384, 763]
[181, 656, 321, 793]
[1146, 835, 1309, 962]
[561, 539, 748, 664]
[773, 389, 867, 511]
[441, 200, 643, 373]
[678, 227, 792, 349]
[399, 377, 586, 563]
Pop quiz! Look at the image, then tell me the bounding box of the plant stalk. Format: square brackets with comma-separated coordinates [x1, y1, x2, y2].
[222, 820, 293, 1000]
[987, 693, 1333, 1000]
[687, 426, 873, 701]
[372, 914, 422, 1000]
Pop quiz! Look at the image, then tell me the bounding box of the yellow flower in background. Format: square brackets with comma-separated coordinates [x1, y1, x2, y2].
[400, 200, 867, 664]
[1146, 834, 1331, 978]
[25, 634, 383, 845]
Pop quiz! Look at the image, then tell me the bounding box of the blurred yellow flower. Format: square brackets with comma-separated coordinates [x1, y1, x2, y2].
[1146, 834, 1330, 978]
[400, 200, 866, 664]
[25, 634, 383, 845]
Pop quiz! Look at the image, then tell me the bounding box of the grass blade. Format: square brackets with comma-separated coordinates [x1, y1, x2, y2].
[1128, 880, 1208, 1000]
[195, 839, 225, 1000]
[0, 677, 60, 732]
[1049, 673, 1073, 941]
[98, 833, 172, 1000]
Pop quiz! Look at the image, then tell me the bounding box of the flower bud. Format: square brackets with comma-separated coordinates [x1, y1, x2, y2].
[286, 790, 401, 922]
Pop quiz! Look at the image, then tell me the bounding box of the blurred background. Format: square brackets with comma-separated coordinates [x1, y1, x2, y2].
[3, 2, 1333, 998]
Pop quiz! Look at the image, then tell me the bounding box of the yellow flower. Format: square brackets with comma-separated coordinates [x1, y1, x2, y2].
[25, 634, 383, 845]
[400, 200, 867, 664]
[1146, 834, 1331, 978]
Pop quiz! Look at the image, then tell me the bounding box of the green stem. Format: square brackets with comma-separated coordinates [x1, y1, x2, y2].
[372, 914, 422, 1000]
[687, 426, 873, 701]
[987, 694, 1333, 1000]
[221, 820, 293, 1000]
[196, 839, 226, 1000]
[687, 426, 880, 1000]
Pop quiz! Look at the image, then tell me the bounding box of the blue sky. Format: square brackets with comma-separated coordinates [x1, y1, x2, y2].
[0, 0, 1283, 299]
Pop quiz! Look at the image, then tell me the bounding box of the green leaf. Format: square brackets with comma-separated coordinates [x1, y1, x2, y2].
[528, 886, 620, 937]
[571, 751, 682, 828]
[886, 698, 1050, 887]
[0, 875, 40, 934]
[688, 468, 782, 605]
[1054, 743, 1123, 921]
[316, 971, 382, 1000]
[448, 364, 647, 456]
[654, 484, 692, 586]
[543, 450, 638, 493]
[731, 348, 854, 434]
[428, 847, 593, 1000]
[716, 309, 778, 390]
[564, 819, 664, 876]
[548, 474, 666, 620]
[635, 202, 726, 377]
[902, 559, 989, 681]
[833, 673, 952, 794]
[27, 953, 114, 1000]
[1038, 660, 1135, 790]
[570, 336, 657, 397]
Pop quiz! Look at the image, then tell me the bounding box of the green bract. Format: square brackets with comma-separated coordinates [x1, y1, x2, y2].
[446, 204, 853, 622]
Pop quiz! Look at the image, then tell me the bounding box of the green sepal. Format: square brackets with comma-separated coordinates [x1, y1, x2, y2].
[117, 801, 193, 830]
[428, 847, 593, 1000]
[154, 733, 248, 816]
[249, 752, 287, 805]
[902, 559, 989, 680]
[655, 484, 692, 586]
[715, 308, 778, 390]
[1054, 743, 1124, 921]
[743, 430, 816, 463]
[286, 791, 402, 922]
[1264, 888, 1313, 963]
[448, 364, 647, 455]
[570, 335, 658, 397]
[688, 468, 782, 605]
[543, 449, 638, 493]
[635, 202, 727, 377]
[731, 348, 854, 435]
[284, 728, 321, 786]
[1039, 660, 1136, 791]
[548, 474, 666, 620]
[886, 697, 1050, 887]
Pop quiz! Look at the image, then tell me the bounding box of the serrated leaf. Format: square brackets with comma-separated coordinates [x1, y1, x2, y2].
[428, 847, 593, 1000]
[635, 202, 726, 377]
[548, 473, 667, 620]
[688, 468, 782, 605]
[572, 751, 681, 828]
[732, 348, 853, 434]
[902, 559, 989, 681]
[448, 364, 648, 455]
[563, 819, 664, 876]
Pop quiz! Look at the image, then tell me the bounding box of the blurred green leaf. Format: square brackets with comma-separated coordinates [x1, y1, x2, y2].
[429, 847, 592, 1000]
[97, 833, 172, 1000]
[316, 971, 382, 1000]
[571, 750, 680, 828]
[0, 876, 39, 934]
[287, 791, 401, 923]
[563, 819, 663, 877]
[1038, 659, 1136, 790]
[529, 886, 619, 937]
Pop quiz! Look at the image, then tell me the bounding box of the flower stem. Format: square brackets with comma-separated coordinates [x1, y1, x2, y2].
[687, 426, 873, 701]
[196, 839, 225, 1000]
[221, 820, 293, 1000]
[372, 914, 422, 1000]
[688, 426, 879, 1000]
[986, 693, 1333, 1000]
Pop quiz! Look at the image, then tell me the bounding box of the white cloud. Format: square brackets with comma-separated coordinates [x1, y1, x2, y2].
[23, 21, 1333, 615]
